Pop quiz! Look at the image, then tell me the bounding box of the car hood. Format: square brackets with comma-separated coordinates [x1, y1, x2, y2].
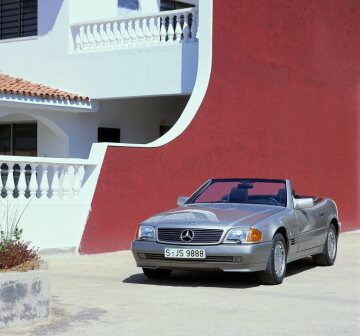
[142, 203, 284, 229]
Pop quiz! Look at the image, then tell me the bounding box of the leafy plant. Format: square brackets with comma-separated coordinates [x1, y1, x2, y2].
[0, 196, 39, 271]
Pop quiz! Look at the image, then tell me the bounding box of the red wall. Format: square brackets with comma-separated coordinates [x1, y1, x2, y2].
[80, 0, 360, 254]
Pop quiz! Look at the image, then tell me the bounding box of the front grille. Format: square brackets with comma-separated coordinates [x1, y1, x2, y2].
[157, 228, 223, 244]
[143, 253, 234, 263]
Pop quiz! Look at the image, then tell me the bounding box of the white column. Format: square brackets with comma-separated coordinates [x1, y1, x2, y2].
[175, 14, 183, 42]
[28, 164, 38, 198]
[61, 165, 71, 199]
[113, 22, 123, 48]
[39, 164, 49, 199]
[17, 163, 27, 198]
[5, 163, 15, 197]
[72, 165, 82, 198]
[151, 17, 160, 45]
[51, 165, 61, 199]
[160, 16, 167, 43]
[121, 21, 130, 48]
[190, 12, 198, 42]
[128, 20, 137, 47]
[167, 15, 175, 44]
[182, 14, 190, 42]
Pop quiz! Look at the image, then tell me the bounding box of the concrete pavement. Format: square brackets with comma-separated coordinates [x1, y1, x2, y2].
[3, 232, 360, 336]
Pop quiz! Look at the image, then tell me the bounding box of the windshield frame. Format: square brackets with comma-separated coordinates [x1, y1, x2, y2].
[185, 178, 287, 207]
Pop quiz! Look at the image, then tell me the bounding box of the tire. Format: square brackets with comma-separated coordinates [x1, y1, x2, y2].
[312, 223, 337, 266]
[257, 233, 287, 285]
[142, 268, 172, 280]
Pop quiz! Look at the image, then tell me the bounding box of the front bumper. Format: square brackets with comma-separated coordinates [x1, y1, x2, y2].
[131, 240, 272, 272]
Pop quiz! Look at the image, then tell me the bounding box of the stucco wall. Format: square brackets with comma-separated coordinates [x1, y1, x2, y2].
[0, 0, 198, 100]
[80, 0, 360, 253]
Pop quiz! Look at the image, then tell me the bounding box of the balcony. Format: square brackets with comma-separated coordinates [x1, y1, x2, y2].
[71, 8, 198, 53]
[0, 155, 99, 250]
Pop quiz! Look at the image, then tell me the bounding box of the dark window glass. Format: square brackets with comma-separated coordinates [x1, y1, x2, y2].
[0, 123, 37, 156]
[160, 0, 194, 11]
[0, 0, 38, 40]
[13, 123, 37, 156]
[98, 127, 121, 143]
[118, 0, 139, 10]
[0, 124, 11, 155]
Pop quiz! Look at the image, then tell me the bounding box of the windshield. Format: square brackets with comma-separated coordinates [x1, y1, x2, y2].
[187, 179, 287, 207]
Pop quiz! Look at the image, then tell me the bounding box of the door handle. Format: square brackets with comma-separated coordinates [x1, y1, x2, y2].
[319, 212, 324, 217]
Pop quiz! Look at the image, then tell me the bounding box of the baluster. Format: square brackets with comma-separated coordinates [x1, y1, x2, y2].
[61, 165, 71, 199]
[100, 23, 109, 48]
[72, 165, 82, 198]
[151, 17, 160, 45]
[160, 16, 167, 43]
[86, 25, 95, 51]
[121, 21, 130, 48]
[74, 28, 82, 51]
[106, 22, 115, 47]
[17, 163, 27, 198]
[80, 25, 88, 50]
[167, 15, 175, 43]
[143, 18, 152, 45]
[128, 20, 137, 47]
[51, 165, 61, 199]
[182, 14, 190, 42]
[5, 163, 15, 197]
[190, 12, 198, 41]
[39, 164, 49, 199]
[175, 15, 183, 42]
[28, 164, 38, 198]
[135, 19, 144, 46]
[93, 24, 102, 48]
[113, 22, 123, 48]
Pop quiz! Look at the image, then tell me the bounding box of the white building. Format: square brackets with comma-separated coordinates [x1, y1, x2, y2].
[0, 0, 212, 251]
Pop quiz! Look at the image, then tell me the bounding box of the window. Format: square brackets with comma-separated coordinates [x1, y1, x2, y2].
[160, 0, 194, 11]
[0, 0, 38, 40]
[98, 127, 121, 143]
[117, 0, 139, 10]
[0, 123, 37, 156]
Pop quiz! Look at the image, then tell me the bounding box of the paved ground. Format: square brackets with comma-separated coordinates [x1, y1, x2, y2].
[4, 232, 360, 336]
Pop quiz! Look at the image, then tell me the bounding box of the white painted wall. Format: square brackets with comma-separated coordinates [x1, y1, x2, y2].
[0, 95, 189, 158]
[98, 95, 189, 143]
[0, 0, 198, 100]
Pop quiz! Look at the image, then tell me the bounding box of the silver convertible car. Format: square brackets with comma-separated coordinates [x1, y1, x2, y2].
[131, 178, 340, 285]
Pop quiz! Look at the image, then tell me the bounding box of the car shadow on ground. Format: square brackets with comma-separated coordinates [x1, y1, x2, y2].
[123, 257, 317, 288]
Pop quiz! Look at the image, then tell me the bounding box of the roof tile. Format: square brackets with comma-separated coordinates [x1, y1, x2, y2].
[0, 73, 89, 101]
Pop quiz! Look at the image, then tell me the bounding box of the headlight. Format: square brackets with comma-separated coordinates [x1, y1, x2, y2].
[224, 228, 262, 244]
[137, 225, 156, 241]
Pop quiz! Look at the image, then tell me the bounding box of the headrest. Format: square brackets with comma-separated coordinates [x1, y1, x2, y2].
[237, 182, 253, 189]
[229, 187, 248, 203]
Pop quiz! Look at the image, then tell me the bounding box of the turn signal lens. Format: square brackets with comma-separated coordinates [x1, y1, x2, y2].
[135, 225, 140, 239]
[246, 228, 263, 243]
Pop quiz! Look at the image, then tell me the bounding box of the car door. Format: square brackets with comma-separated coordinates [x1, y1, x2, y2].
[295, 203, 327, 252]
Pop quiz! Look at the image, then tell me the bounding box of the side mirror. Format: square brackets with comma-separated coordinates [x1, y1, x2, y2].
[294, 198, 314, 210]
[177, 196, 189, 206]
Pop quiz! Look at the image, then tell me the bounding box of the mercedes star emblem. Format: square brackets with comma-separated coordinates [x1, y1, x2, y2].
[180, 229, 194, 242]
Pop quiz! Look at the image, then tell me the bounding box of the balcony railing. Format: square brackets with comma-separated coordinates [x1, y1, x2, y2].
[0, 156, 97, 200]
[71, 7, 198, 53]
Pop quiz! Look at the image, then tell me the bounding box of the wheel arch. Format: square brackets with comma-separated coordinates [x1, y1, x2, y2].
[273, 227, 289, 252]
[330, 218, 340, 237]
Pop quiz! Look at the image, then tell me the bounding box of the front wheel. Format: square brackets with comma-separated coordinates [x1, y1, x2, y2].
[257, 233, 287, 285]
[312, 223, 337, 266]
[142, 268, 172, 280]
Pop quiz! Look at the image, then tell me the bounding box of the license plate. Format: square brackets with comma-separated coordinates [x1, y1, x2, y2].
[164, 248, 206, 259]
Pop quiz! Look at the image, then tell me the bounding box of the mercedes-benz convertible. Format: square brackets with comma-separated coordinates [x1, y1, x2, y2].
[131, 178, 340, 285]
